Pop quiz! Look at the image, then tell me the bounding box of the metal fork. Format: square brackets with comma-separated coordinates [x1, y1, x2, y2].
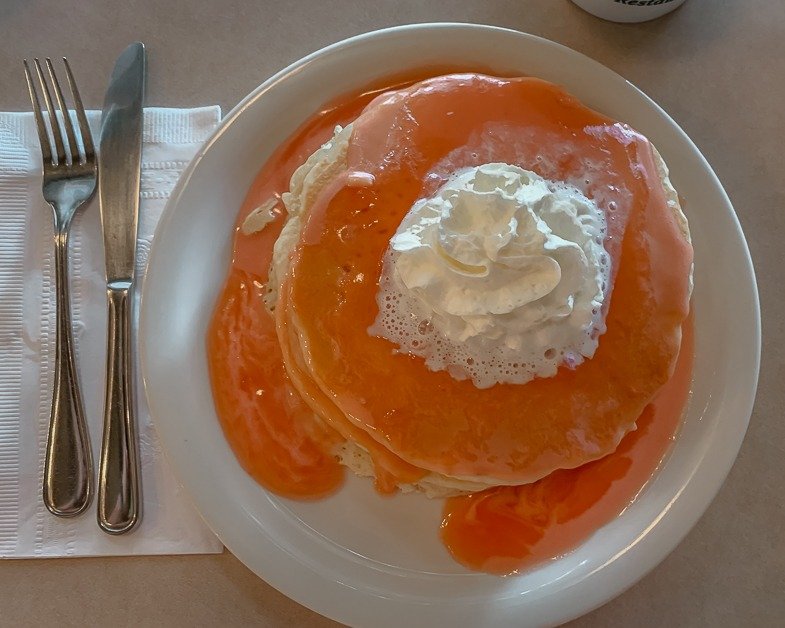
[24, 57, 96, 517]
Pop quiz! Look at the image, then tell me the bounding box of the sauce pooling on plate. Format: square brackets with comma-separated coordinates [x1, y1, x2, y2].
[441, 315, 693, 574]
[207, 70, 694, 573]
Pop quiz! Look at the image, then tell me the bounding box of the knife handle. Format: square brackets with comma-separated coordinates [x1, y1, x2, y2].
[43, 227, 93, 517]
[97, 281, 140, 534]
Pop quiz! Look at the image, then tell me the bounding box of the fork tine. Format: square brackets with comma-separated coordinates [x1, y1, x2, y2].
[23, 59, 53, 165]
[62, 57, 94, 162]
[45, 58, 78, 165]
[33, 58, 66, 166]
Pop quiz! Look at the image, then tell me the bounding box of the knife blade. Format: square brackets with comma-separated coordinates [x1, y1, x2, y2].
[97, 41, 145, 535]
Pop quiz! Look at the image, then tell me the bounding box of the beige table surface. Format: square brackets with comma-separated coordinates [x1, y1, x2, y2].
[0, 0, 782, 626]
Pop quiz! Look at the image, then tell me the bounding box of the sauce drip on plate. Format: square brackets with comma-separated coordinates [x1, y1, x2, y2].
[441, 314, 693, 574]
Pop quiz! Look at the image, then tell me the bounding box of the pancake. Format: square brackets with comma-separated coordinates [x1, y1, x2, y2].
[249, 74, 693, 496]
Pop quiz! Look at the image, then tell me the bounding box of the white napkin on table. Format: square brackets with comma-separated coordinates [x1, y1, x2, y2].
[0, 107, 224, 557]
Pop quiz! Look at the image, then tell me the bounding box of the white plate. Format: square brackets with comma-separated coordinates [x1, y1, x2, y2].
[140, 24, 760, 627]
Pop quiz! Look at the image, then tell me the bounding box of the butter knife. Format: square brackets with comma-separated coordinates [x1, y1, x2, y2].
[97, 42, 145, 534]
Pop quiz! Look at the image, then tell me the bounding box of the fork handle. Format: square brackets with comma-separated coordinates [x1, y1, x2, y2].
[43, 227, 93, 517]
[97, 282, 140, 534]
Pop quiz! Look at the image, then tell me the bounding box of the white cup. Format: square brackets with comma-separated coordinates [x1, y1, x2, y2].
[571, 0, 688, 23]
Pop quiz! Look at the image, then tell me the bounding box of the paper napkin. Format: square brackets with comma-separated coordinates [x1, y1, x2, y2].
[0, 107, 224, 557]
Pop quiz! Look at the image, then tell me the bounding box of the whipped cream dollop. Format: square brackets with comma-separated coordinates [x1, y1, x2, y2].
[370, 163, 611, 388]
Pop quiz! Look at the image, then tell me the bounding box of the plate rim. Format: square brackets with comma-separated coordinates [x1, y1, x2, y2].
[140, 22, 761, 627]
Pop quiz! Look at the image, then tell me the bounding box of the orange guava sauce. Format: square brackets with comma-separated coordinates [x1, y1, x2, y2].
[206, 70, 694, 572]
